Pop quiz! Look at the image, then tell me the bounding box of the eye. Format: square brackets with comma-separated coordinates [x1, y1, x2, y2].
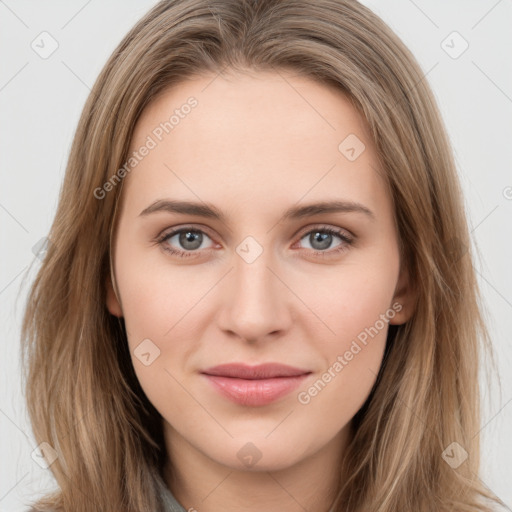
[156, 227, 216, 258]
[155, 224, 354, 259]
[295, 226, 354, 256]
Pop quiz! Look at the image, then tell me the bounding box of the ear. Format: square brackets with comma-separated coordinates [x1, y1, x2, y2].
[389, 263, 416, 325]
[106, 271, 123, 317]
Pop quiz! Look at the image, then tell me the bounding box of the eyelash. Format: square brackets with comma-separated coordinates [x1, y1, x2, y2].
[154, 225, 354, 259]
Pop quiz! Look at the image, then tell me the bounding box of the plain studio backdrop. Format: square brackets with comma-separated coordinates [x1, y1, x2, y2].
[1, 1, 511, 510]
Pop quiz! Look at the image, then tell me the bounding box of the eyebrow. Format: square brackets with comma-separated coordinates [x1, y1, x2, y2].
[139, 199, 375, 222]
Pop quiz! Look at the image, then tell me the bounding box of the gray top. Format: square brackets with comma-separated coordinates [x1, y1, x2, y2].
[155, 472, 187, 512]
[155, 472, 337, 512]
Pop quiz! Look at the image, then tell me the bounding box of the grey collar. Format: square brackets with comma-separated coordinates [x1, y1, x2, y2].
[155, 471, 337, 512]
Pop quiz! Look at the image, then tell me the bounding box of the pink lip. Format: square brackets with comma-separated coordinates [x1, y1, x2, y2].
[201, 363, 311, 406]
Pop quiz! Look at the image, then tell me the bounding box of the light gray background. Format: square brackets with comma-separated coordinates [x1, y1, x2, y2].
[1, 1, 511, 510]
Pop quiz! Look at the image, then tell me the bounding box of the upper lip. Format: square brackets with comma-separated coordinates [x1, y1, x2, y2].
[201, 363, 311, 380]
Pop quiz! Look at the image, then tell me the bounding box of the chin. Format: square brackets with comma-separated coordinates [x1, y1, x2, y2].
[205, 436, 312, 473]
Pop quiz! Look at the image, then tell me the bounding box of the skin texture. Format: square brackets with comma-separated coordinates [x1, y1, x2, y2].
[106, 70, 414, 512]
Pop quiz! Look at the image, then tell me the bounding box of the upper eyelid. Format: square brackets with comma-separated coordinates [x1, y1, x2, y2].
[158, 224, 218, 242]
[295, 224, 353, 240]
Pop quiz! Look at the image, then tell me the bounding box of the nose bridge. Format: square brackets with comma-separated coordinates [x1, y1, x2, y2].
[217, 239, 290, 341]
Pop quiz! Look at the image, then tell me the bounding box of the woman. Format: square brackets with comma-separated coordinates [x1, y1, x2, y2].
[21, 0, 506, 510]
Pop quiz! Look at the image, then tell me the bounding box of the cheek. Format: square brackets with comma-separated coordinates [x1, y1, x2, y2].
[114, 250, 203, 417]
[299, 254, 399, 347]
[294, 252, 398, 408]
[113, 237, 220, 402]
[294, 288, 393, 440]
[114, 237, 206, 341]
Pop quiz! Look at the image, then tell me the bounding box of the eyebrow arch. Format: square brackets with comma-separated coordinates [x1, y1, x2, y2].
[282, 200, 375, 222]
[139, 199, 375, 222]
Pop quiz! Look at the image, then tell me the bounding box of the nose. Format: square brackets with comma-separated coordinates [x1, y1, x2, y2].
[215, 245, 293, 343]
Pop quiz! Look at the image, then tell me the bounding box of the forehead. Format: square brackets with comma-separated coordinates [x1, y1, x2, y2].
[122, 70, 389, 221]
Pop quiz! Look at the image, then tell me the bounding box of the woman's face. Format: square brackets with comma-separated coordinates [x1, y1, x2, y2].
[107, 70, 413, 472]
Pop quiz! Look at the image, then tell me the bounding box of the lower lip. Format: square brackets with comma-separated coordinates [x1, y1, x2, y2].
[202, 374, 310, 406]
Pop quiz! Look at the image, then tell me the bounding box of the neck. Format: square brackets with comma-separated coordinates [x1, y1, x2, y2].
[163, 424, 350, 512]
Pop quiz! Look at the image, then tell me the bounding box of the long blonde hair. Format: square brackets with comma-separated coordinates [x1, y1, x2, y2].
[21, 1, 504, 510]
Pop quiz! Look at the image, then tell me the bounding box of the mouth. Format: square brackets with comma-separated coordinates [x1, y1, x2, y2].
[200, 363, 312, 406]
